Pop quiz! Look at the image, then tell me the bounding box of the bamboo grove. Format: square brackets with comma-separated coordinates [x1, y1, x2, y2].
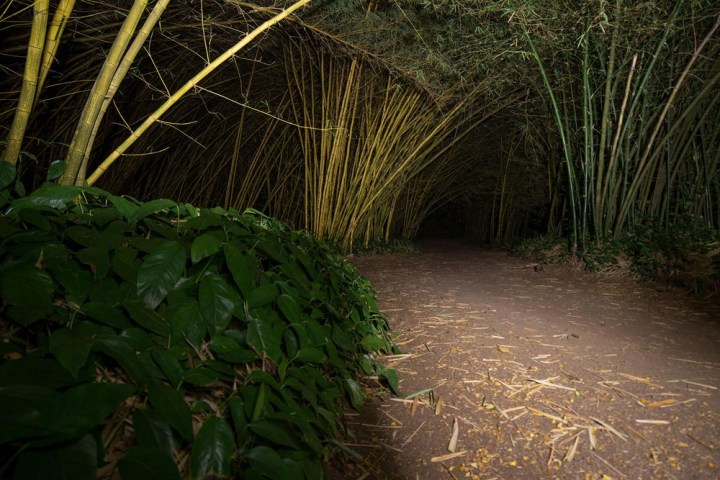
[515, 0, 720, 249]
[1, 0, 719, 250]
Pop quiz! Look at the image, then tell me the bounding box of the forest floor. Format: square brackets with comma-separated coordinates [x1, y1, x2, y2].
[327, 239, 720, 480]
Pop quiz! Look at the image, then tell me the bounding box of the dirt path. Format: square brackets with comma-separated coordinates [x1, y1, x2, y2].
[333, 239, 720, 480]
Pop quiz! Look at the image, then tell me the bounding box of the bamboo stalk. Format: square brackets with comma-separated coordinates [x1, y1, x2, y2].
[86, 0, 312, 186]
[1, 0, 49, 166]
[61, 0, 148, 185]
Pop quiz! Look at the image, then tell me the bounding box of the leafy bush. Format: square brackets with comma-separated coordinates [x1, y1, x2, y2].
[511, 217, 719, 294]
[509, 232, 572, 265]
[0, 184, 398, 479]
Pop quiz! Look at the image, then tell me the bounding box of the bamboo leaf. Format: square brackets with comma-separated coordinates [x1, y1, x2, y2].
[127, 199, 177, 225]
[189, 417, 235, 480]
[132, 409, 175, 458]
[118, 446, 181, 480]
[14, 433, 97, 480]
[147, 379, 193, 442]
[46, 160, 67, 181]
[137, 240, 185, 309]
[0, 263, 54, 325]
[199, 273, 241, 337]
[345, 378, 365, 410]
[191, 232, 223, 263]
[0, 161, 16, 189]
[246, 310, 281, 363]
[48, 327, 94, 378]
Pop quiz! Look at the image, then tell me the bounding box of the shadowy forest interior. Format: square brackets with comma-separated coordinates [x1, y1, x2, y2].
[1, 0, 719, 479]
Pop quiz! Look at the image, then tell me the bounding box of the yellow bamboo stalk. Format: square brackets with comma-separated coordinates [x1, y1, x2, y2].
[75, 0, 171, 185]
[34, 0, 75, 107]
[86, 0, 311, 186]
[61, 0, 148, 185]
[1, 0, 49, 166]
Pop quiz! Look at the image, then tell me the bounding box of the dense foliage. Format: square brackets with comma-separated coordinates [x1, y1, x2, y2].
[0, 174, 399, 479]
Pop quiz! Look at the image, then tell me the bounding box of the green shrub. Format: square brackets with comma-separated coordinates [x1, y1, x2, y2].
[0, 184, 398, 479]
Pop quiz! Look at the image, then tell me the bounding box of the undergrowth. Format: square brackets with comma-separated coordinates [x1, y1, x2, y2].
[512, 220, 720, 295]
[0, 183, 399, 479]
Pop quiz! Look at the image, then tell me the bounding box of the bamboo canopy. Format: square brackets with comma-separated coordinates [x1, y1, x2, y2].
[1, 0, 719, 248]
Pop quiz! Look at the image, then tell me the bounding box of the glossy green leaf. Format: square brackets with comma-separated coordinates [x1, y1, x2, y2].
[191, 233, 223, 263]
[170, 301, 205, 349]
[360, 334, 387, 352]
[246, 310, 281, 363]
[331, 323, 354, 352]
[295, 347, 325, 363]
[76, 247, 111, 280]
[380, 367, 402, 396]
[147, 379, 193, 442]
[137, 240, 186, 309]
[106, 194, 139, 220]
[81, 302, 131, 329]
[150, 348, 184, 387]
[199, 273, 241, 337]
[277, 293, 302, 323]
[112, 246, 140, 283]
[247, 283, 278, 309]
[119, 327, 154, 351]
[38, 382, 135, 446]
[118, 446, 181, 480]
[10, 184, 81, 211]
[94, 334, 149, 385]
[0, 160, 16, 189]
[0, 262, 54, 325]
[124, 300, 171, 337]
[14, 433, 97, 480]
[190, 416, 235, 480]
[45, 160, 68, 182]
[0, 385, 57, 443]
[345, 378, 365, 411]
[223, 244, 254, 297]
[49, 327, 94, 377]
[249, 420, 301, 449]
[228, 396, 248, 442]
[132, 410, 175, 458]
[243, 446, 294, 480]
[182, 367, 219, 387]
[0, 356, 85, 390]
[126, 198, 177, 225]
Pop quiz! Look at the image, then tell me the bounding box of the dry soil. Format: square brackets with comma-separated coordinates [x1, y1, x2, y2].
[329, 239, 720, 480]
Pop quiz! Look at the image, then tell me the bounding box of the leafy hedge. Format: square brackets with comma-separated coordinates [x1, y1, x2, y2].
[0, 183, 399, 479]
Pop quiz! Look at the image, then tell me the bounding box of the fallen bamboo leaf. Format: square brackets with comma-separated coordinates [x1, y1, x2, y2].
[588, 427, 597, 450]
[529, 376, 577, 392]
[618, 372, 660, 388]
[435, 398, 444, 415]
[635, 419, 671, 425]
[528, 406, 564, 424]
[668, 379, 717, 390]
[645, 398, 678, 408]
[590, 416, 628, 442]
[496, 344, 514, 354]
[431, 451, 467, 463]
[411, 396, 419, 416]
[448, 417, 459, 452]
[564, 435, 580, 462]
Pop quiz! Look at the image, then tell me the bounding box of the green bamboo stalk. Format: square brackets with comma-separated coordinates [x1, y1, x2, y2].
[594, 0, 620, 238]
[615, 12, 720, 231]
[1, 0, 49, 167]
[524, 29, 579, 251]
